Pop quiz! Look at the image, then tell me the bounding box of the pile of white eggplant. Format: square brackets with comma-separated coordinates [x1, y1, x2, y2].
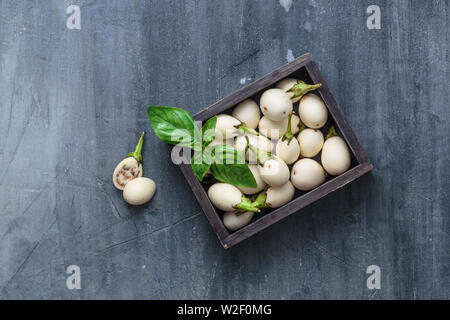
[207, 78, 351, 232]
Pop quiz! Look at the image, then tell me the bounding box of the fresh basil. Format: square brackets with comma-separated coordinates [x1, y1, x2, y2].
[210, 145, 257, 188]
[147, 106, 257, 188]
[190, 151, 212, 181]
[191, 116, 217, 181]
[212, 144, 246, 164]
[201, 116, 217, 148]
[147, 106, 196, 148]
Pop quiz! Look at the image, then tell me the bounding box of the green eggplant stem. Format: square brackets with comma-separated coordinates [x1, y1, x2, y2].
[244, 135, 250, 155]
[281, 113, 294, 144]
[235, 195, 260, 214]
[235, 123, 259, 136]
[127, 131, 145, 163]
[298, 119, 306, 132]
[288, 80, 322, 100]
[245, 136, 271, 166]
[326, 125, 338, 139]
[252, 190, 269, 209]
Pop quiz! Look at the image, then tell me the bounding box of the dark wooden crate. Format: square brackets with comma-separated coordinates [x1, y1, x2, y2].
[179, 53, 373, 249]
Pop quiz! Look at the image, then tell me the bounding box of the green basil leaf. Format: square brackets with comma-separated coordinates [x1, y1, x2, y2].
[147, 106, 195, 148]
[210, 145, 257, 188]
[190, 151, 212, 181]
[211, 145, 246, 164]
[192, 122, 203, 152]
[201, 116, 217, 148]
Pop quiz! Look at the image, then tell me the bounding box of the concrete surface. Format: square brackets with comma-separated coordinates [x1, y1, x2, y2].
[0, 0, 448, 299]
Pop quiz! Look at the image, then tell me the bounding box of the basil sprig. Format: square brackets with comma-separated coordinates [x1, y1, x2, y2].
[147, 106, 198, 149]
[210, 145, 256, 188]
[190, 149, 213, 182]
[147, 106, 257, 188]
[201, 116, 217, 149]
[191, 116, 218, 181]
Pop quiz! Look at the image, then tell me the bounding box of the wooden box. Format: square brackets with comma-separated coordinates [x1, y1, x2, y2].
[179, 53, 373, 249]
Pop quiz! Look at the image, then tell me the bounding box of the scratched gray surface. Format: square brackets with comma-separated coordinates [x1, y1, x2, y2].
[0, 0, 448, 300]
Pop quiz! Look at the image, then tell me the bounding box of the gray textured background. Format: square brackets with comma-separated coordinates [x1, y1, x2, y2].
[0, 0, 448, 299]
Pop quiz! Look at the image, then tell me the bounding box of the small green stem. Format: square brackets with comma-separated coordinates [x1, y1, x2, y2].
[326, 125, 338, 139]
[281, 113, 294, 145]
[127, 132, 145, 163]
[252, 190, 269, 209]
[235, 123, 259, 136]
[287, 80, 322, 100]
[246, 136, 271, 166]
[243, 135, 250, 155]
[235, 195, 260, 213]
[298, 119, 306, 132]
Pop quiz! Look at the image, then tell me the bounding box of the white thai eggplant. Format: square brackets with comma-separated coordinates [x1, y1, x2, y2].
[246, 138, 290, 187]
[297, 127, 324, 158]
[251, 181, 295, 210]
[223, 211, 254, 231]
[259, 88, 292, 121]
[258, 114, 300, 139]
[298, 94, 328, 129]
[275, 113, 301, 165]
[276, 139, 300, 165]
[234, 134, 273, 164]
[276, 78, 298, 96]
[215, 114, 241, 140]
[259, 157, 290, 187]
[265, 181, 295, 208]
[291, 158, 327, 191]
[215, 114, 258, 140]
[321, 125, 351, 175]
[232, 99, 260, 130]
[123, 177, 156, 205]
[113, 132, 144, 190]
[237, 164, 267, 195]
[208, 183, 260, 213]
